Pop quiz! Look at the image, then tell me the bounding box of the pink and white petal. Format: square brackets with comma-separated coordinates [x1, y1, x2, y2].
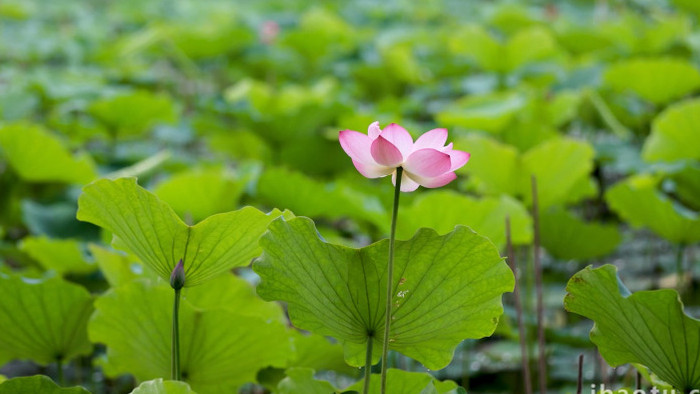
[353, 160, 394, 178]
[404, 148, 452, 177]
[440, 142, 453, 152]
[447, 150, 471, 171]
[392, 171, 420, 192]
[409, 171, 457, 188]
[371, 135, 404, 167]
[380, 123, 414, 158]
[368, 121, 381, 140]
[339, 130, 375, 165]
[413, 128, 448, 150]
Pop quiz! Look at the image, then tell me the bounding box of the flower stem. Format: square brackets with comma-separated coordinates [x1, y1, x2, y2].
[364, 335, 373, 394]
[56, 356, 63, 386]
[381, 167, 402, 394]
[172, 288, 182, 380]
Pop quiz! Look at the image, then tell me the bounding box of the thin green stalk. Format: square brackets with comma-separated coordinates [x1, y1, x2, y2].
[676, 243, 686, 289]
[381, 167, 403, 394]
[172, 288, 182, 380]
[364, 336, 374, 394]
[56, 356, 64, 386]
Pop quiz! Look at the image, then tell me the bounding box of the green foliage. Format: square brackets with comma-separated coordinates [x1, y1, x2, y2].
[130, 379, 196, 394]
[396, 191, 532, 247]
[604, 58, 700, 105]
[255, 217, 513, 369]
[77, 177, 286, 286]
[89, 279, 290, 393]
[540, 207, 621, 260]
[436, 92, 526, 134]
[276, 368, 336, 394]
[88, 91, 177, 138]
[642, 98, 700, 162]
[0, 274, 93, 365]
[448, 25, 556, 72]
[153, 167, 246, 223]
[257, 167, 386, 226]
[565, 265, 700, 391]
[606, 175, 700, 244]
[344, 369, 459, 394]
[458, 135, 596, 209]
[20, 236, 94, 275]
[0, 122, 96, 184]
[0, 375, 89, 394]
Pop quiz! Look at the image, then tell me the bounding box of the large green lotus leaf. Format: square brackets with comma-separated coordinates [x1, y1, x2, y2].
[90, 280, 290, 393]
[520, 138, 595, 209]
[183, 272, 286, 324]
[604, 58, 700, 105]
[448, 24, 501, 71]
[77, 177, 285, 287]
[20, 236, 94, 275]
[540, 207, 621, 260]
[153, 167, 246, 223]
[0, 122, 96, 184]
[670, 163, 700, 211]
[88, 244, 142, 288]
[564, 265, 700, 391]
[130, 378, 196, 394]
[0, 375, 89, 394]
[88, 91, 177, 138]
[257, 167, 386, 226]
[448, 25, 555, 72]
[254, 217, 513, 370]
[674, 0, 700, 16]
[276, 368, 337, 394]
[396, 191, 532, 248]
[504, 27, 557, 72]
[0, 274, 93, 365]
[606, 175, 700, 244]
[287, 331, 353, 375]
[344, 369, 459, 394]
[455, 134, 519, 196]
[436, 92, 526, 134]
[642, 99, 700, 163]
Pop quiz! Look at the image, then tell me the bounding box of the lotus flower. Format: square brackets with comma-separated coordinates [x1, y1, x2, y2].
[339, 122, 470, 192]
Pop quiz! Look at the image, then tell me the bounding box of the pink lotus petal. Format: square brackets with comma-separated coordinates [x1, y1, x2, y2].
[404, 148, 452, 178]
[339, 130, 375, 165]
[368, 121, 381, 140]
[353, 160, 394, 178]
[447, 150, 470, 171]
[380, 123, 413, 158]
[413, 128, 448, 151]
[392, 171, 420, 192]
[409, 171, 457, 188]
[440, 142, 453, 152]
[371, 135, 403, 167]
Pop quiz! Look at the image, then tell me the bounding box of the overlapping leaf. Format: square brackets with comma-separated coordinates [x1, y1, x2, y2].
[0, 376, 89, 394]
[642, 98, 700, 162]
[77, 177, 286, 286]
[255, 217, 513, 370]
[0, 122, 96, 184]
[540, 207, 621, 260]
[130, 379, 196, 394]
[396, 191, 532, 248]
[0, 275, 93, 365]
[21, 236, 94, 275]
[565, 265, 700, 391]
[604, 58, 700, 105]
[606, 175, 700, 244]
[90, 280, 290, 393]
